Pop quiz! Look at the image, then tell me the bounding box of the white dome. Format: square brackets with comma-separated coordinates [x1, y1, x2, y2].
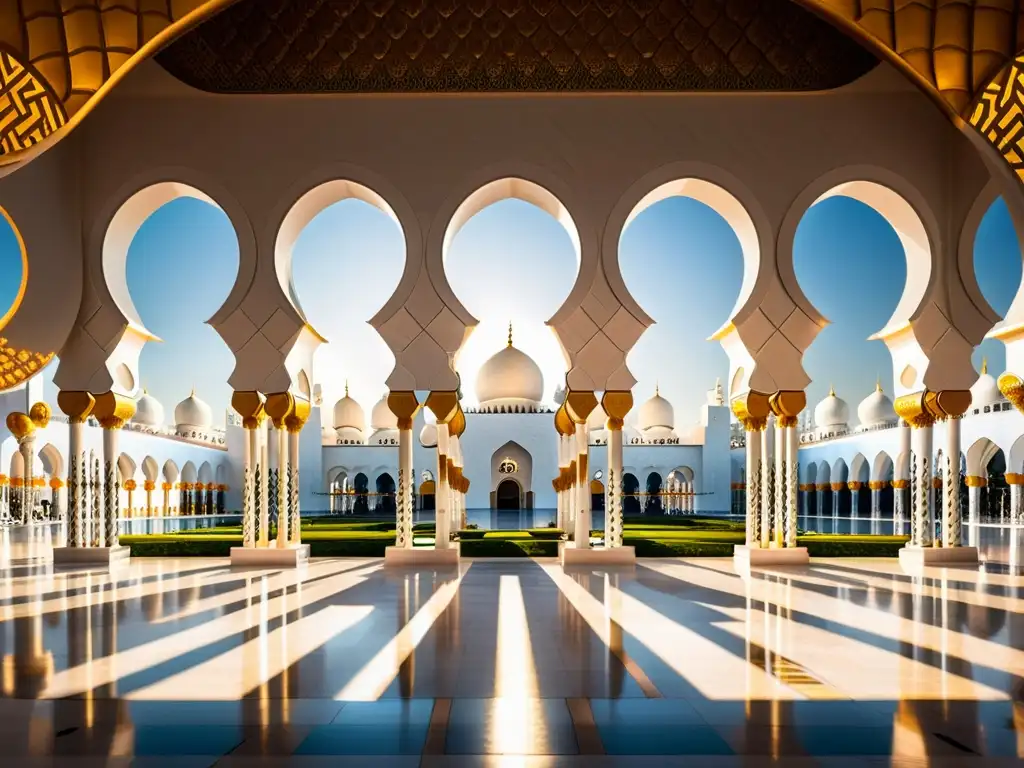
[134, 389, 164, 427]
[474, 327, 543, 406]
[857, 382, 896, 427]
[419, 421, 438, 447]
[971, 359, 1002, 408]
[333, 385, 365, 432]
[371, 394, 398, 431]
[814, 386, 849, 429]
[638, 387, 674, 431]
[174, 389, 212, 428]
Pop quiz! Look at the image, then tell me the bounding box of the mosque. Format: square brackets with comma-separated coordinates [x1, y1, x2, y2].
[0, 329, 730, 523]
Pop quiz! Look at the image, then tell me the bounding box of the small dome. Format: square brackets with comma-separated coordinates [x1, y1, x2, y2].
[971, 359, 1002, 409]
[134, 389, 164, 427]
[371, 394, 398, 431]
[174, 388, 212, 428]
[638, 386, 674, 431]
[857, 381, 896, 427]
[333, 383, 365, 432]
[814, 385, 849, 429]
[419, 421, 438, 447]
[474, 324, 544, 406]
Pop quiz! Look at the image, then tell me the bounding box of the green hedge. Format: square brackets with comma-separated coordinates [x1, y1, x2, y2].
[624, 537, 735, 557]
[527, 529, 564, 540]
[457, 530, 487, 540]
[460, 539, 559, 557]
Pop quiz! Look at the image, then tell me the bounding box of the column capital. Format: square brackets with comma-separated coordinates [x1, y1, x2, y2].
[965, 475, 987, 488]
[932, 390, 972, 419]
[1006, 473, 1024, 485]
[554, 404, 574, 436]
[893, 391, 937, 428]
[264, 391, 294, 429]
[92, 391, 135, 429]
[57, 391, 96, 423]
[231, 391, 266, 429]
[868, 481, 888, 490]
[449, 405, 466, 437]
[4, 411, 33, 439]
[566, 390, 598, 424]
[892, 479, 909, 489]
[731, 391, 771, 431]
[425, 390, 459, 424]
[285, 397, 311, 433]
[847, 481, 863, 491]
[601, 390, 633, 429]
[830, 482, 844, 491]
[769, 390, 806, 423]
[387, 391, 420, 430]
[999, 373, 1024, 414]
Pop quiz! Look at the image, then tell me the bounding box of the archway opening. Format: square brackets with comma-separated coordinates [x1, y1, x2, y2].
[419, 470, 436, 511]
[622, 472, 640, 516]
[0, 206, 26, 333]
[974, 196, 1023, 375]
[375, 472, 396, 516]
[445, 180, 579, 406]
[794, 185, 909, 415]
[116, 185, 239, 424]
[353, 472, 369, 515]
[496, 478, 521, 511]
[287, 182, 406, 417]
[645, 471, 663, 515]
[590, 472, 605, 512]
[619, 180, 749, 418]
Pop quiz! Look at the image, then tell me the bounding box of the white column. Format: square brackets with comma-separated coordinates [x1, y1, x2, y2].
[288, 428, 301, 544]
[397, 424, 414, 548]
[607, 424, 624, 547]
[18, 436, 33, 523]
[968, 483, 982, 524]
[785, 422, 798, 548]
[574, 422, 590, 549]
[67, 419, 85, 547]
[258, 426, 269, 546]
[745, 426, 762, 547]
[99, 428, 117, 547]
[1012, 482, 1024, 525]
[943, 416, 962, 547]
[436, 423, 450, 550]
[773, 420, 785, 545]
[241, 424, 255, 547]
[760, 418, 774, 548]
[451, 436, 463, 531]
[275, 423, 289, 547]
[871, 488, 881, 518]
[911, 424, 934, 547]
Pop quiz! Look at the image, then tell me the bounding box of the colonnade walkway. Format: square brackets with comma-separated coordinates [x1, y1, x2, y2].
[0, 526, 1021, 764]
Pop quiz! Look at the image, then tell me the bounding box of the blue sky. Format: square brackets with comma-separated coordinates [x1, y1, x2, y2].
[0, 192, 1019, 428]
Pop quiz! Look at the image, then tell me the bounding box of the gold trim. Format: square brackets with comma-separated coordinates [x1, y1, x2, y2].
[387, 391, 420, 431]
[601, 390, 633, 430]
[965, 475, 987, 488]
[92, 391, 136, 429]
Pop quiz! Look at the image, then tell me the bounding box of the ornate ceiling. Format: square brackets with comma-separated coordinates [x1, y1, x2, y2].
[153, 0, 878, 93]
[0, 0, 1021, 182]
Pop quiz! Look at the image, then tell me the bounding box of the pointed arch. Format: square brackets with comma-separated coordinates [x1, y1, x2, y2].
[967, 437, 1004, 477]
[180, 460, 198, 484]
[162, 459, 180, 483]
[141, 455, 159, 483]
[849, 453, 869, 484]
[117, 453, 136, 482]
[197, 461, 213, 484]
[872, 451, 894, 482]
[490, 440, 533, 495]
[37, 442, 63, 478]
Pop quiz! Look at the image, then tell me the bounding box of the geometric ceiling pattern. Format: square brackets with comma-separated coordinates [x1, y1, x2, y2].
[154, 0, 879, 93]
[971, 55, 1024, 182]
[0, 0, 1020, 182]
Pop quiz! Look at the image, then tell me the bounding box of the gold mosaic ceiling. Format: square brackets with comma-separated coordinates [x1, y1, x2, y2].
[153, 0, 878, 92]
[0, 0, 1021, 179]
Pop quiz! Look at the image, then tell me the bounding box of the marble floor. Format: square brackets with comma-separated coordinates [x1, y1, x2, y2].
[0, 526, 1022, 765]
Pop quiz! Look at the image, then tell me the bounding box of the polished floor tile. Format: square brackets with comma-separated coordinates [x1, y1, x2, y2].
[0, 523, 1021, 761]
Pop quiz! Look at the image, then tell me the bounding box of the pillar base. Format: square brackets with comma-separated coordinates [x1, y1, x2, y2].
[385, 545, 460, 567]
[53, 545, 130, 567]
[560, 543, 636, 567]
[899, 546, 979, 570]
[230, 544, 310, 568]
[733, 544, 809, 567]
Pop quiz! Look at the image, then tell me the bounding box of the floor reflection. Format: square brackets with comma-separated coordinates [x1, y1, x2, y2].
[0, 527, 1020, 760]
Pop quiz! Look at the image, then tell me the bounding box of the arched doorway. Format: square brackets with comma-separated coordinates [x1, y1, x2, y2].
[590, 472, 605, 512]
[353, 472, 369, 515]
[622, 473, 640, 516]
[496, 478, 521, 510]
[419, 471, 435, 511]
[646, 472, 663, 515]
[376, 473, 396, 516]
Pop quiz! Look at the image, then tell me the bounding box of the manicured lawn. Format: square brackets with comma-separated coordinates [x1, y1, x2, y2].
[120, 518, 909, 558]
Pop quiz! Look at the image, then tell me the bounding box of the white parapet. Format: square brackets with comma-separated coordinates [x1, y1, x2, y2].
[560, 543, 636, 567]
[384, 545, 460, 567]
[899, 546, 980, 571]
[230, 544, 310, 568]
[733, 544, 809, 567]
[53, 545, 131, 567]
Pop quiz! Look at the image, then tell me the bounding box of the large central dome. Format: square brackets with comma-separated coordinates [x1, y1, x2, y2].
[475, 325, 544, 408]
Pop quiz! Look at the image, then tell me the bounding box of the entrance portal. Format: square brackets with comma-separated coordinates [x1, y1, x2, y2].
[496, 478, 521, 510]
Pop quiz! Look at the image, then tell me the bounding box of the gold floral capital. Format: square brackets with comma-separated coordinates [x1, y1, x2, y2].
[868, 481, 888, 491]
[554, 404, 574, 436]
[93, 391, 136, 429]
[565, 390, 598, 424]
[28, 402, 50, 428]
[387, 391, 420, 430]
[1006, 473, 1024, 486]
[5, 411, 33, 439]
[49, 477, 63, 490]
[933, 390, 972, 419]
[731, 391, 771, 431]
[892, 479, 909, 490]
[231, 391, 266, 429]
[285, 397, 311, 433]
[425, 391, 459, 424]
[449, 406, 466, 438]
[601, 391, 633, 430]
[847, 481, 863, 491]
[144, 480, 155, 492]
[816, 482, 830, 491]
[893, 391, 937, 429]
[830, 482, 844, 492]
[57, 391, 96, 423]
[999, 374, 1024, 414]
[965, 475, 987, 488]
[265, 391, 296, 429]
[769, 390, 806, 426]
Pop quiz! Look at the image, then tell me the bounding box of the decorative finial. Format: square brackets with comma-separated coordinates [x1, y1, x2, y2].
[829, 383, 835, 397]
[507, 321, 513, 348]
[655, 381, 660, 396]
[345, 379, 349, 397]
[190, 384, 196, 397]
[875, 376, 882, 393]
[982, 357, 988, 375]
